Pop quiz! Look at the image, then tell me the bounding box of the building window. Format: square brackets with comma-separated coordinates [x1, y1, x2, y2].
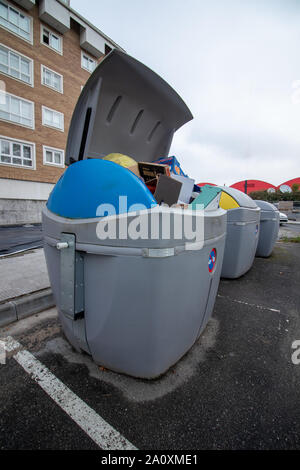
[43, 145, 64, 167]
[41, 65, 63, 93]
[0, 44, 33, 86]
[0, 91, 34, 128]
[42, 106, 64, 131]
[0, 136, 35, 168]
[41, 25, 62, 54]
[105, 44, 112, 55]
[81, 51, 96, 73]
[0, 1, 32, 43]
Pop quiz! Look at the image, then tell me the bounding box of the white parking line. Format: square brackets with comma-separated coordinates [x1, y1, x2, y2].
[4, 336, 137, 451]
[217, 295, 281, 313]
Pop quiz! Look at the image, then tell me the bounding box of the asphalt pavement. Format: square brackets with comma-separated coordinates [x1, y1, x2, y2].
[279, 222, 300, 236]
[0, 224, 43, 256]
[0, 242, 299, 450]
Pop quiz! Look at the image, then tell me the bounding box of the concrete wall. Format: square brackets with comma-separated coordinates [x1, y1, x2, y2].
[0, 199, 46, 225]
[278, 201, 293, 210]
[0, 178, 54, 200]
[80, 24, 106, 57]
[0, 178, 52, 225]
[39, 0, 71, 34]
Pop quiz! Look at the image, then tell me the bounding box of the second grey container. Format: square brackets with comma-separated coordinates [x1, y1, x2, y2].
[255, 200, 279, 257]
[220, 187, 260, 279]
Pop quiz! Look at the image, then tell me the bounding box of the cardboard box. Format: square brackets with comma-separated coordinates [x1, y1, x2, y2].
[138, 162, 171, 183]
[153, 156, 187, 177]
[154, 175, 182, 206]
[171, 174, 195, 204]
[127, 163, 140, 177]
[173, 203, 189, 209]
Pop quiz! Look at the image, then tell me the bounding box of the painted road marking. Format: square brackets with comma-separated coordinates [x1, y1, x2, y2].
[217, 295, 281, 313]
[4, 336, 137, 451]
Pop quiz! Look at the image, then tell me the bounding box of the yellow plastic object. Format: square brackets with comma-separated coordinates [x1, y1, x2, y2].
[104, 153, 136, 168]
[219, 191, 240, 210]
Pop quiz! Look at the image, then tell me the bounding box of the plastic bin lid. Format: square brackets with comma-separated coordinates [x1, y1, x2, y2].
[254, 200, 278, 212]
[47, 159, 157, 219]
[189, 185, 222, 208]
[65, 50, 193, 166]
[219, 186, 258, 209]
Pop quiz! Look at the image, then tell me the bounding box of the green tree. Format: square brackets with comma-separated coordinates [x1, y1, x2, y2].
[249, 189, 300, 202]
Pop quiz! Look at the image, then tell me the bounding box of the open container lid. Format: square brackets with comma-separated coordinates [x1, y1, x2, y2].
[220, 186, 258, 209]
[65, 50, 193, 166]
[190, 184, 222, 209]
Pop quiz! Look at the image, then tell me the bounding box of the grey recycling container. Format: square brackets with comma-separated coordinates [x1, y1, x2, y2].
[42, 50, 227, 379]
[255, 200, 279, 257]
[191, 185, 261, 279]
[219, 187, 261, 279]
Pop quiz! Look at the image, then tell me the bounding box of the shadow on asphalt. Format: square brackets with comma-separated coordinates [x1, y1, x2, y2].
[0, 243, 299, 449]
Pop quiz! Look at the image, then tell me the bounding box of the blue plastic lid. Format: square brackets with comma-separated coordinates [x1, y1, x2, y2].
[47, 159, 157, 219]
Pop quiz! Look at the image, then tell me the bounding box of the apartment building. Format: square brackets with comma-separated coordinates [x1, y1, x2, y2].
[0, 0, 124, 224]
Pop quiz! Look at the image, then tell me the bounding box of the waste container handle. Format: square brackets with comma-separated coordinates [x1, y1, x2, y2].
[56, 242, 69, 250]
[45, 235, 225, 257]
[143, 247, 175, 258]
[45, 236, 144, 256]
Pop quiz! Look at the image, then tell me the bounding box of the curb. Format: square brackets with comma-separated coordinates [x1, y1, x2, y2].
[0, 288, 54, 328]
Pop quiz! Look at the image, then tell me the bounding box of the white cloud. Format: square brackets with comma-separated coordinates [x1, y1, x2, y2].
[72, 0, 300, 185]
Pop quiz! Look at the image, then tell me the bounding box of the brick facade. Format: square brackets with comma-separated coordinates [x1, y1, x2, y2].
[0, 0, 103, 184]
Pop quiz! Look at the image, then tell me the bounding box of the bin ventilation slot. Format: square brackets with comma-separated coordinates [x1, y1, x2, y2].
[147, 121, 161, 142]
[106, 95, 122, 123]
[78, 107, 92, 161]
[130, 110, 144, 135]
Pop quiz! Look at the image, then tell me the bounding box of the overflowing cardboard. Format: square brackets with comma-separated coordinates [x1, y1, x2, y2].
[154, 175, 183, 207]
[138, 162, 171, 183]
[154, 156, 187, 177]
[171, 174, 195, 204]
[174, 203, 189, 209]
[127, 163, 140, 177]
[125, 158, 193, 207]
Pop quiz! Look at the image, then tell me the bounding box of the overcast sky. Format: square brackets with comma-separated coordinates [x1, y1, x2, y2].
[72, 0, 300, 185]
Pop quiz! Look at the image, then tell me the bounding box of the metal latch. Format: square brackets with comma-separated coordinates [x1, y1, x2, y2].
[143, 247, 175, 258]
[56, 242, 69, 250]
[58, 233, 84, 321]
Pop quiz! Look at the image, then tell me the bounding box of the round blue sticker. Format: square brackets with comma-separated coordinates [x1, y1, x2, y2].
[208, 248, 217, 273]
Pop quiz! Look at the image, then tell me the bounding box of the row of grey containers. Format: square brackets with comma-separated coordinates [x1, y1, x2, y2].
[43, 50, 279, 379]
[207, 187, 280, 278]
